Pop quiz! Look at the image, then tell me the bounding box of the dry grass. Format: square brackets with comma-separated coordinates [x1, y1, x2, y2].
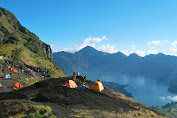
[0, 100, 55, 118]
[22, 77, 40, 85]
[71, 108, 164, 118]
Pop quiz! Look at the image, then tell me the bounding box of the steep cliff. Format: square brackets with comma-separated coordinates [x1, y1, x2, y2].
[0, 7, 66, 77]
[0, 7, 53, 59]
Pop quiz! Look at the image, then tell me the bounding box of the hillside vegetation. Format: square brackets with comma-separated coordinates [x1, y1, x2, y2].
[153, 102, 177, 118]
[0, 100, 55, 118]
[0, 7, 66, 78]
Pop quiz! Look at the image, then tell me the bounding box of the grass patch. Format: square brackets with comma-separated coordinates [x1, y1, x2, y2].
[22, 77, 40, 85]
[84, 116, 94, 118]
[27, 106, 54, 118]
[0, 100, 55, 118]
[0, 68, 4, 77]
[70, 108, 164, 118]
[70, 115, 81, 118]
[48, 115, 56, 118]
[72, 109, 88, 116]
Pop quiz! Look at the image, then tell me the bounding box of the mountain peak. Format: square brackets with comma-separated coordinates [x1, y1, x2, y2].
[157, 53, 165, 56]
[114, 51, 127, 57]
[77, 46, 99, 54]
[128, 53, 140, 58]
[80, 46, 97, 51]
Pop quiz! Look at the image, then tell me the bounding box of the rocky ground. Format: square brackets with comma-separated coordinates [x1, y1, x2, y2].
[0, 76, 165, 118]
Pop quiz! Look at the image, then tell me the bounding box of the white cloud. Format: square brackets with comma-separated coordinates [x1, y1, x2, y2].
[148, 49, 157, 54]
[129, 45, 146, 57]
[170, 40, 177, 56]
[62, 36, 106, 52]
[135, 50, 146, 57]
[172, 40, 177, 48]
[61, 37, 177, 57]
[97, 44, 117, 53]
[148, 40, 161, 46]
[121, 45, 146, 57]
[129, 50, 146, 57]
[121, 50, 129, 56]
[131, 45, 136, 50]
[147, 40, 169, 46]
[160, 96, 177, 101]
[170, 47, 177, 53]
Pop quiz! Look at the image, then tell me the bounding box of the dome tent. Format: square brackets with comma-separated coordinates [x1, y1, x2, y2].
[62, 80, 77, 88]
[2, 74, 11, 78]
[91, 81, 104, 92]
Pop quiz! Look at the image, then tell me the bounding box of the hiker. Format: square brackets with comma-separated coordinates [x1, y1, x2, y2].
[76, 71, 80, 76]
[73, 71, 76, 77]
[97, 78, 101, 82]
[37, 68, 40, 72]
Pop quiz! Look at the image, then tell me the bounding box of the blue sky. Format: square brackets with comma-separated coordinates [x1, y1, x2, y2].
[1, 0, 177, 56]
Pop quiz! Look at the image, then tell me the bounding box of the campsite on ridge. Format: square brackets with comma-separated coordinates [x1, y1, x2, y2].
[0, 7, 167, 117]
[1, 0, 177, 116]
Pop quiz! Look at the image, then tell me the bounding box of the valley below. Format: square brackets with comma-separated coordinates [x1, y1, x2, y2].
[78, 71, 177, 107]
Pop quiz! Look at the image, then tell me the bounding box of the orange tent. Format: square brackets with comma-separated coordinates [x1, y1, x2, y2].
[30, 70, 35, 73]
[12, 69, 18, 73]
[27, 68, 31, 71]
[0, 83, 3, 87]
[63, 80, 77, 88]
[12, 82, 22, 90]
[7, 65, 11, 69]
[91, 81, 104, 92]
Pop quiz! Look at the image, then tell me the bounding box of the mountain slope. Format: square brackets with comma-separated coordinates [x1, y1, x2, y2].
[0, 7, 66, 77]
[0, 77, 164, 118]
[153, 102, 177, 118]
[53, 46, 177, 85]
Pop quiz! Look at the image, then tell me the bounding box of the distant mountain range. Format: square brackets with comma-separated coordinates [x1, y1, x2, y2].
[53, 46, 177, 85]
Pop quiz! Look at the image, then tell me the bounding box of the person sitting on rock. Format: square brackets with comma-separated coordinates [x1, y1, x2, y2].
[73, 71, 76, 77]
[76, 71, 80, 76]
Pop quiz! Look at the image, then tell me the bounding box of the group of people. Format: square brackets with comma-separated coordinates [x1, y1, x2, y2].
[71, 71, 104, 92]
[72, 71, 86, 85]
[72, 71, 102, 84]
